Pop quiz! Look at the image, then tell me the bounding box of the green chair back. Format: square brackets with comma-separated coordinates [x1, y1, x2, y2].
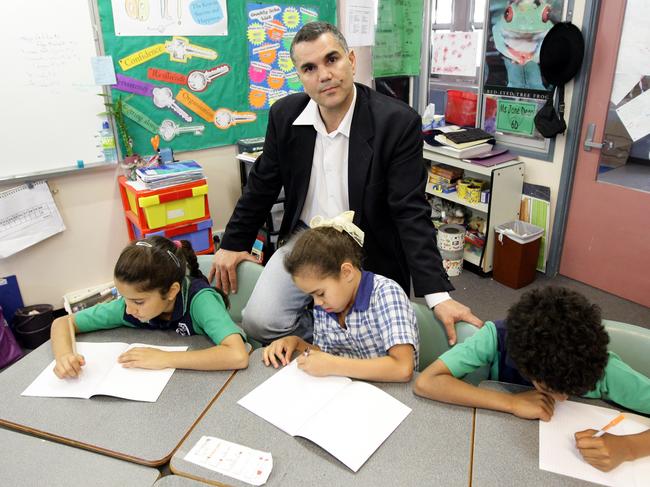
[603, 319, 650, 377]
[412, 302, 482, 372]
[196, 255, 264, 324]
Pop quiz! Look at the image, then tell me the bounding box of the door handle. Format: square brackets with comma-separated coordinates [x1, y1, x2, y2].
[584, 123, 614, 151]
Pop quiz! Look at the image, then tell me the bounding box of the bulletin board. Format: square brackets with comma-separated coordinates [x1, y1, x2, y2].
[98, 0, 336, 155]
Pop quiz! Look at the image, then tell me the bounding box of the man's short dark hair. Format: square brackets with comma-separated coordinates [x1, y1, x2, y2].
[506, 286, 609, 395]
[290, 21, 349, 62]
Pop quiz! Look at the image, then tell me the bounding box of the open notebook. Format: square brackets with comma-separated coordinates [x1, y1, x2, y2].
[237, 360, 411, 472]
[22, 342, 187, 402]
[540, 400, 650, 486]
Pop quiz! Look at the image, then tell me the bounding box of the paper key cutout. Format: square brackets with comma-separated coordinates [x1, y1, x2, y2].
[159, 119, 205, 141]
[152, 87, 193, 122]
[165, 36, 217, 63]
[213, 108, 257, 130]
[187, 64, 231, 92]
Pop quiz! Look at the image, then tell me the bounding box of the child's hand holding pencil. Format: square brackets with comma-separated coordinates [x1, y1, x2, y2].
[52, 316, 85, 379]
[574, 414, 631, 472]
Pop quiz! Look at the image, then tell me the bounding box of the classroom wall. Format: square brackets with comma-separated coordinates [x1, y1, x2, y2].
[512, 0, 587, 263]
[0, 0, 586, 307]
[0, 146, 242, 307]
[0, 1, 374, 308]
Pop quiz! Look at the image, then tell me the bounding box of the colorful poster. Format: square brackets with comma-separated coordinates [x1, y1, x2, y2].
[246, 3, 318, 110]
[112, 0, 229, 36]
[97, 0, 336, 154]
[483, 0, 564, 99]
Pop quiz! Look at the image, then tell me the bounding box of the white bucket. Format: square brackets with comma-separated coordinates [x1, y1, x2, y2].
[439, 248, 464, 277]
[437, 224, 466, 252]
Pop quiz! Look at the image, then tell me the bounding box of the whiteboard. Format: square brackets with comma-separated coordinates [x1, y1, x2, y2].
[0, 0, 114, 181]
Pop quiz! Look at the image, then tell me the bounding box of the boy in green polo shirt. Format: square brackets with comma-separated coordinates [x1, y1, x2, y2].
[414, 286, 650, 472]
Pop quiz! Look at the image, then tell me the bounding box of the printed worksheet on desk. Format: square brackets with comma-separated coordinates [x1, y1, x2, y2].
[0, 181, 65, 258]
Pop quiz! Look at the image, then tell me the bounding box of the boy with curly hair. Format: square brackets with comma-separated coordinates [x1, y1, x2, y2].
[414, 286, 650, 472]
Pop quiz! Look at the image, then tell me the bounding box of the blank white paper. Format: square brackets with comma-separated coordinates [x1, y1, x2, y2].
[539, 400, 650, 486]
[237, 360, 350, 436]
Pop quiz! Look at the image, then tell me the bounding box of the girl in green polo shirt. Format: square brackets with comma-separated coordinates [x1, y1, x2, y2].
[50, 236, 248, 378]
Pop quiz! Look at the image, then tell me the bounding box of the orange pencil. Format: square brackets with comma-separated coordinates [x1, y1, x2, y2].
[593, 414, 625, 437]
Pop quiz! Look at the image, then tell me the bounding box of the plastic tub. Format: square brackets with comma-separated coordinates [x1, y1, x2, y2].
[445, 90, 478, 127]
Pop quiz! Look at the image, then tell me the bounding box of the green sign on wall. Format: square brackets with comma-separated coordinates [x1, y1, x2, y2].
[496, 99, 537, 136]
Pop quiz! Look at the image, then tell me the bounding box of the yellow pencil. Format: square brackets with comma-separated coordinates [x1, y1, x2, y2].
[593, 414, 625, 437]
[67, 314, 77, 355]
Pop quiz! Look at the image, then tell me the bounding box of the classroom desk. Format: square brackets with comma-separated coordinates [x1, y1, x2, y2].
[472, 381, 612, 486]
[154, 475, 210, 486]
[0, 427, 160, 487]
[170, 348, 474, 487]
[0, 328, 237, 466]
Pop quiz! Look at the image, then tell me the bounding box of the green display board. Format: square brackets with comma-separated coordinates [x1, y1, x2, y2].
[98, 0, 335, 155]
[373, 0, 423, 77]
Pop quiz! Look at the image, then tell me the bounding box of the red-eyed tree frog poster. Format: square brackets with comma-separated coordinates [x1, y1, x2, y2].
[483, 0, 565, 99]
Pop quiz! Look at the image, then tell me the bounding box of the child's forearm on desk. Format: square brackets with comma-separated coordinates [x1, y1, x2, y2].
[328, 348, 414, 382]
[414, 371, 513, 411]
[164, 335, 249, 370]
[414, 359, 515, 412]
[51, 316, 75, 358]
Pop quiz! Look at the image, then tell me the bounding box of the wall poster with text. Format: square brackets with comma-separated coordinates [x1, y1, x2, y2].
[246, 3, 318, 110]
[483, 0, 565, 100]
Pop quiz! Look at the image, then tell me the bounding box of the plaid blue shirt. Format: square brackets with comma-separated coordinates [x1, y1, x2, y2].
[313, 271, 419, 369]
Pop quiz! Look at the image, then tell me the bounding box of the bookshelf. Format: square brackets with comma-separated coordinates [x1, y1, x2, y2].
[423, 144, 524, 273]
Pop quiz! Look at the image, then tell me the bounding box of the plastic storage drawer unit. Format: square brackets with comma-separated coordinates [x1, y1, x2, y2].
[118, 176, 210, 230]
[127, 214, 215, 254]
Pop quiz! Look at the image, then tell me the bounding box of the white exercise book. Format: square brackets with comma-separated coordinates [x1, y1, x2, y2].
[22, 342, 187, 402]
[237, 360, 411, 472]
[539, 400, 650, 486]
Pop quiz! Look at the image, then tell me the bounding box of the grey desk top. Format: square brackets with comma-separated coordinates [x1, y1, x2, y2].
[0, 427, 160, 487]
[154, 475, 210, 486]
[472, 381, 613, 487]
[171, 349, 474, 487]
[0, 328, 237, 466]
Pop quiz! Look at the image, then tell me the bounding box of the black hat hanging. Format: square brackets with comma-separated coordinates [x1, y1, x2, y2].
[534, 22, 585, 138]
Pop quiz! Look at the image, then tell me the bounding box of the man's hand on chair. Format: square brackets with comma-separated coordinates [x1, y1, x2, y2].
[209, 248, 259, 294]
[433, 299, 483, 346]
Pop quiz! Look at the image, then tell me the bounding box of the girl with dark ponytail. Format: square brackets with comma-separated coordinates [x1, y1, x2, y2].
[50, 236, 248, 378]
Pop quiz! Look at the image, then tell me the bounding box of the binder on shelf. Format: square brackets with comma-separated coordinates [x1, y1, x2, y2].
[424, 142, 493, 159]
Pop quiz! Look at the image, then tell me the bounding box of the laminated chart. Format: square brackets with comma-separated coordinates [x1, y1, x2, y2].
[0, 182, 65, 258]
[246, 3, 319, 110]
[112, 0, 228, 36]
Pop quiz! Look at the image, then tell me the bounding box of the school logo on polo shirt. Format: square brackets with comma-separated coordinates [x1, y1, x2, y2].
[176, 322, 191, 336]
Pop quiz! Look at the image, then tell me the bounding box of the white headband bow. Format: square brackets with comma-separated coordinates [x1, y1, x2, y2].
[309, 211, 364, 247]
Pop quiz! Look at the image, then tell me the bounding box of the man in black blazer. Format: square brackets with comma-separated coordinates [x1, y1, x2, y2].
[210, 22, 482, 344]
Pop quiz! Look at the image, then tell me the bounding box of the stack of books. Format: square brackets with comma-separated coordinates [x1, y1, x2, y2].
[135, 160, 204, 189]
[63, 282, 118, 314]
[427, 164, 464, 193]
[426, 127, 494, 159]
